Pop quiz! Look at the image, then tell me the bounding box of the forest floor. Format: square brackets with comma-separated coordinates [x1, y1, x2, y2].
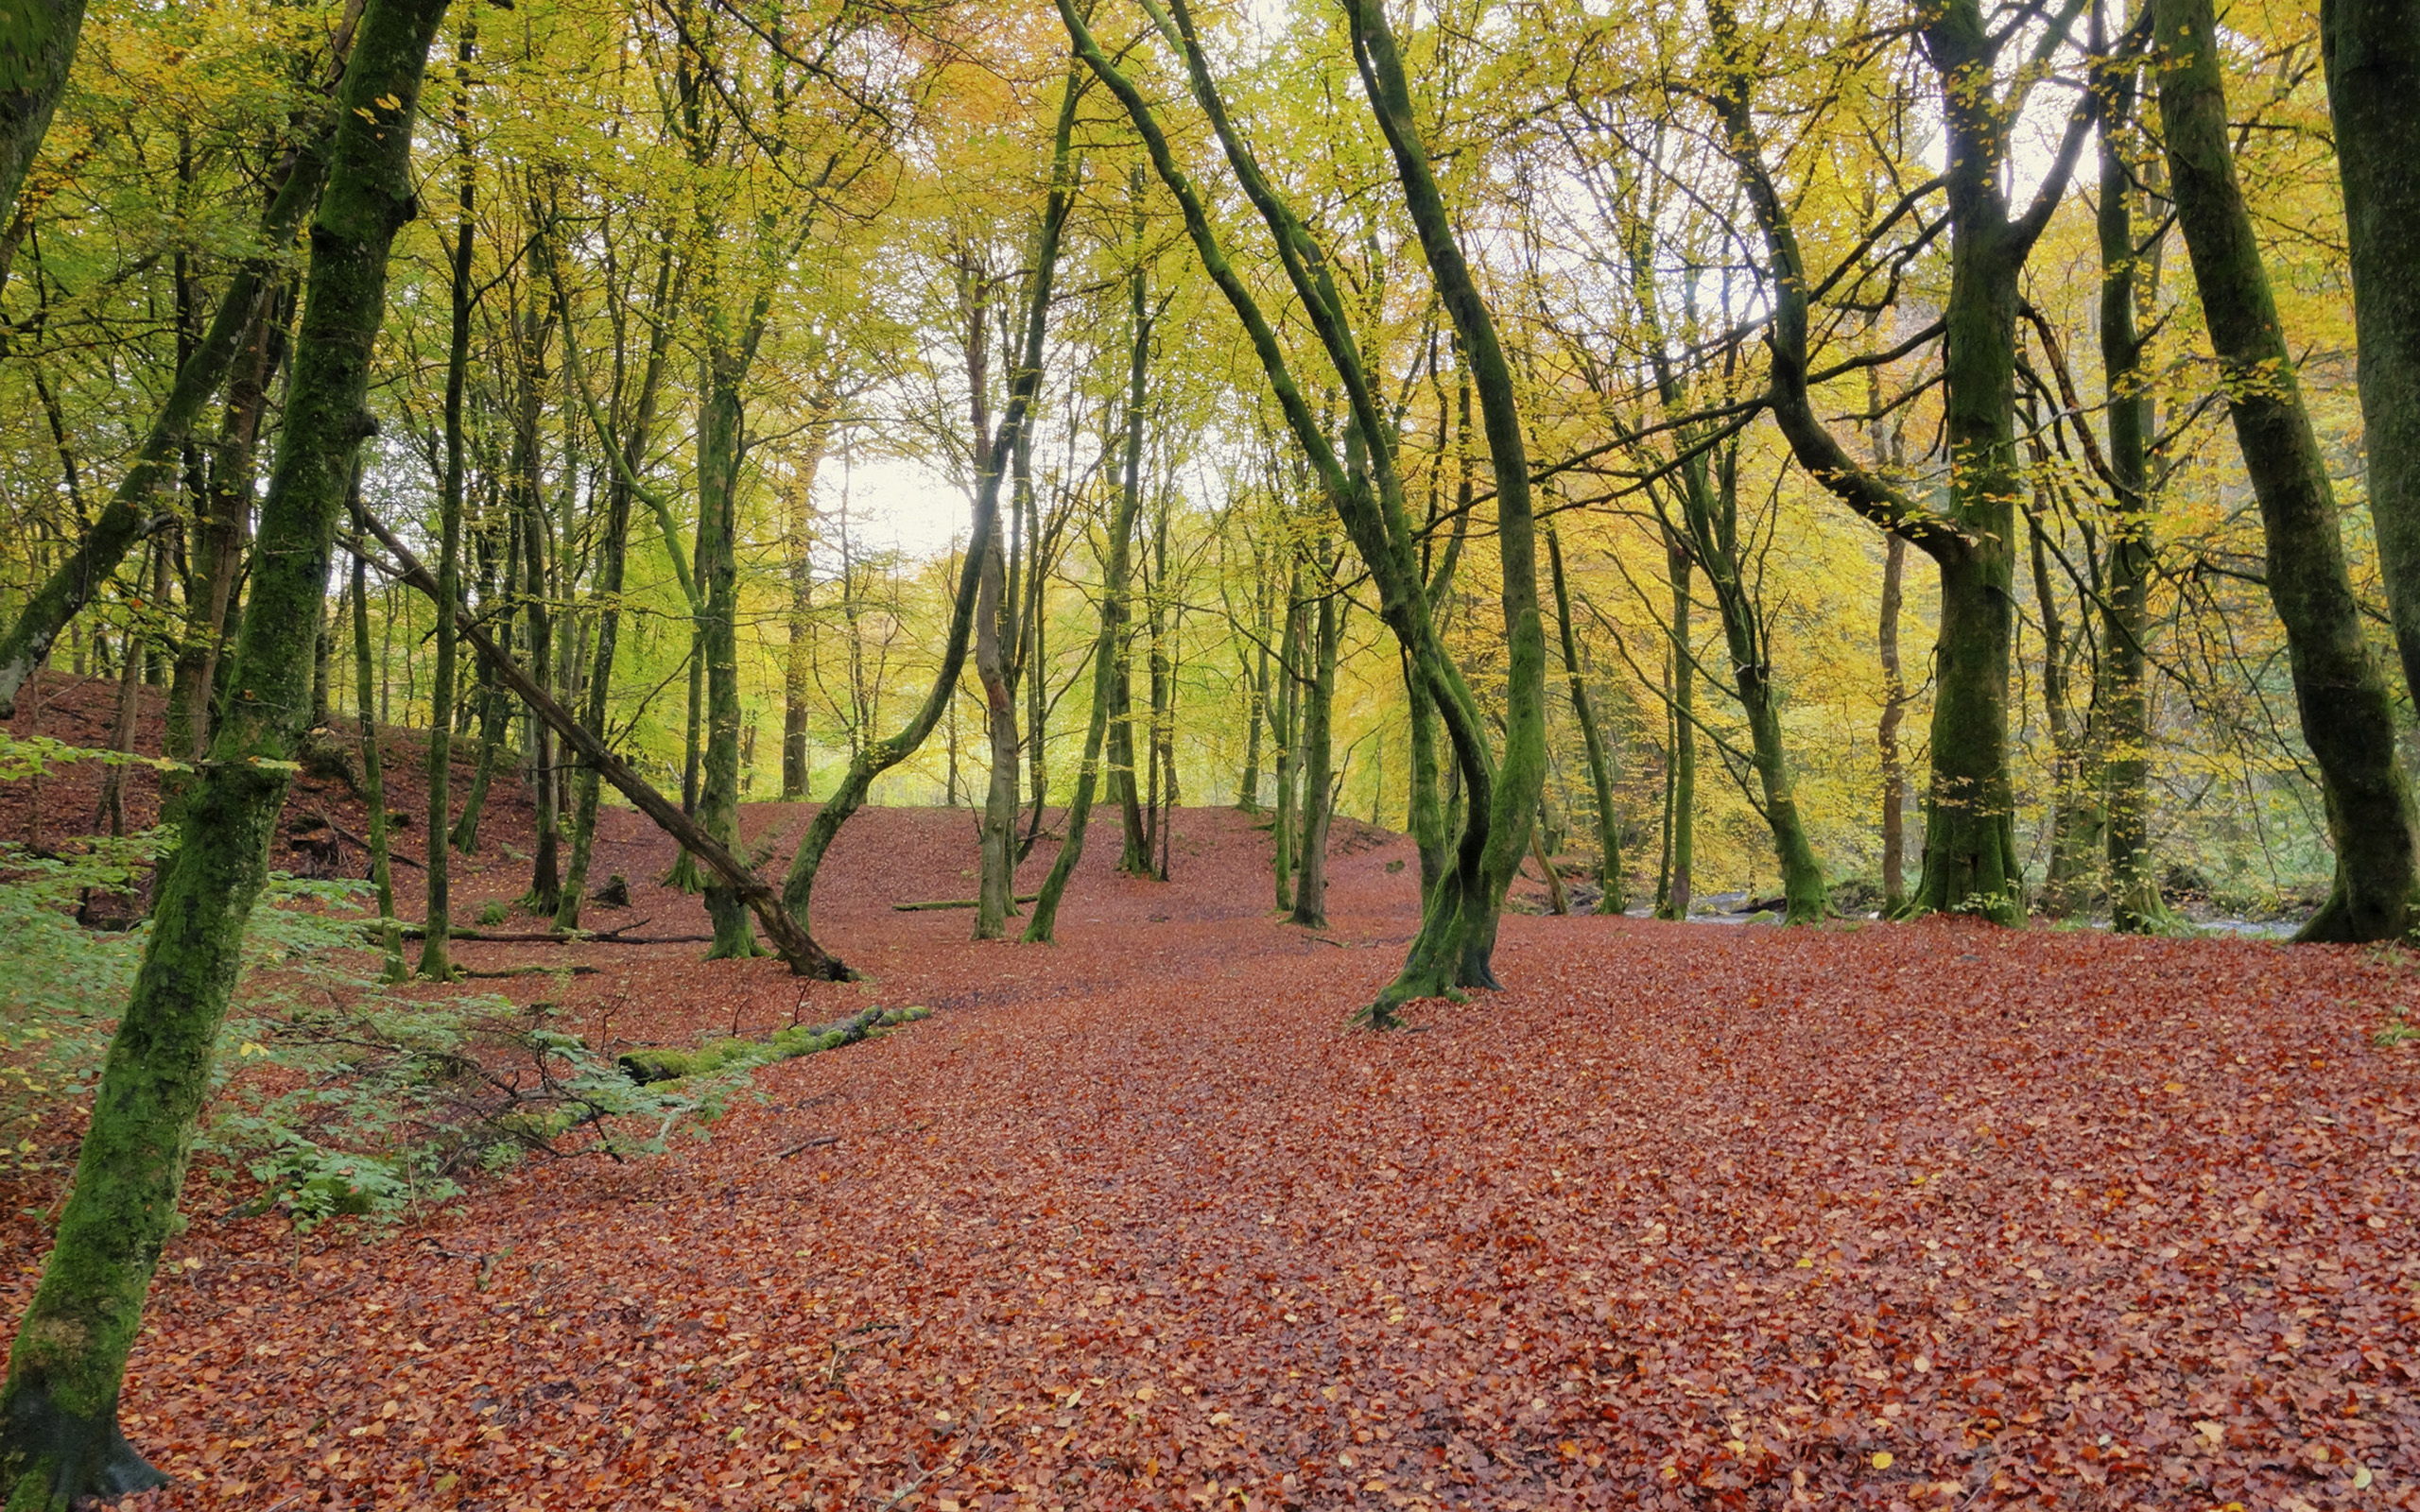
[4, 673, 2419, 1510]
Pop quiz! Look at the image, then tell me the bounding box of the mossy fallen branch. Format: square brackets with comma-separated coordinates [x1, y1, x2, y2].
[892, 894, 1041, 912]
[617, 1005, 931, 1086]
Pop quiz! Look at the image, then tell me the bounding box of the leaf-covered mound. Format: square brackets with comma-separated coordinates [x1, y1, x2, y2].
[1, 807, 2411, 1510]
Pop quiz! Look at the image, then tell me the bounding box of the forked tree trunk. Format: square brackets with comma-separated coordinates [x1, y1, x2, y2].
[790, 77, 1076, 957]
[2158, 0, 2420, 940]
[0, 4, 448, 1499]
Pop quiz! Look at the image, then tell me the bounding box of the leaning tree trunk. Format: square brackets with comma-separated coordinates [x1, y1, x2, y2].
[0, 3, 448, 1500]
[2159, 0, 2420, 940]
[0, 0, 88, 224]
[1024, 435, 1140, 943]
[2324, 0, 2420, 705]
[0, 110, 338, 720]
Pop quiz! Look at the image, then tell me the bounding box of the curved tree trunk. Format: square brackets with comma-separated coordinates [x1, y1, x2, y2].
[0, 3, 448, 1498]
[2160, 0, 2420, 940]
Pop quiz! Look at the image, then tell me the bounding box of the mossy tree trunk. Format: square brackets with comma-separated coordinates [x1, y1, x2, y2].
[1108, 191, 1155, 879]
[0, 2, 448, 1499]
[0, 0, 87, 224]
[2158, 0, 2420, 939]
[1270, 555, 1303, 910]
[159, 285, 285, 850]
[695, 319, 765, 958]
[419, 20, 475, 980]
[1063, 0, 1544, 1020]
[971, 266, 1023, 938]
[2097, 36, 2169, 933]
[553, 236, 675, 932]
[1288, 554, 1340, 929]
[2324, 0, 2420, 704]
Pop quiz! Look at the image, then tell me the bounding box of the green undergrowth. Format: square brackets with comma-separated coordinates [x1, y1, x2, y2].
[616, 1005, 932, 1087]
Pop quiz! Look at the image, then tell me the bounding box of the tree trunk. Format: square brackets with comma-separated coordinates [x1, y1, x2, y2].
[354, 544, 403, 980]
[419, 19, 474, 980]
[1237, 566, 1270, 812]
[1656, 542, 1695, 919]
[0, 0, 89, 224]
[2325, 0, 2420, 706]
[789, 78, 1076, 956]
[554, 239, 675, 932]
[2098, 40, 2167, 933]
[781, 421, 830, 800]
[1270, 558, 1303, 911]
[973, 345, 1022, 936]
[0, 4, 447, 1497]
[2031, 507, 2101, 916]
[695, 352, 758, 958]
[1109, 208, 1153, 878]
[515, 310, 561, 919]
[1878, 533, 1908, 913]
[1545, 525, 1622, 914]
[449, 476, 513, 855]
[1288, 565, 1338, 929]
[2159, 0, 2420, 940]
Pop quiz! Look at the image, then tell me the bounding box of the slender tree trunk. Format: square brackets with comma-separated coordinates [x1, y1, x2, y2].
[1237, 568, 1270, 812]
[419, 25, 474, 981]
[781, 423, 830, 799]
[0, 5, 447, 1497]
[516, 316, 561, 918]
[2325, 0, 2420, 705]
[2031, 507, 2101, 916]
[2158, 0, 2420, 940]
[1878, 534, 1909, 913]
[1546, 525, 1623, 912]
[1656, 542, 1695, 919]
[1108, 198, 1154, 878]
[1288, 565, 1338, 928]
[2098, 40, 2167, 932]
[450, 478, 512, 854]
[354, 544, 402, 980]
[1270, 559, 1302, 910]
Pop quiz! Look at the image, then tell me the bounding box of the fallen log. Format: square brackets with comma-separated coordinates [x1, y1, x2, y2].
[891, 892, 1042, 912]
[353, 504, 845, 977]
[618, 1005, 931, 1085]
